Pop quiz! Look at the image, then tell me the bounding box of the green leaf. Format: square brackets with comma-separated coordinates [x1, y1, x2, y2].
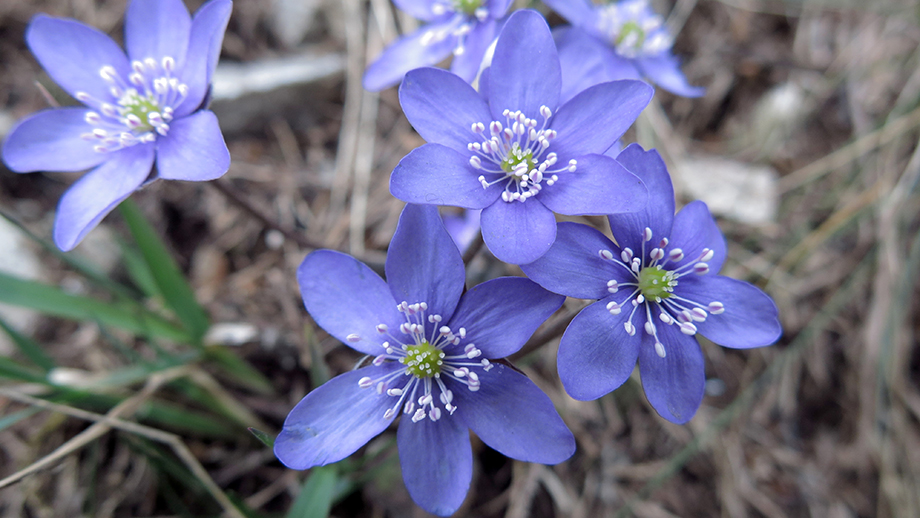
[286, 466, 338, 518]
[248, 427, 275, 448]
[0, 316, 55, 371]
[0, 271, 191, 343]
[0, 356, 47, 383]
[205, 346, 274, 395]
[119, 199, 210, 344]
[119, 238, 161, 298]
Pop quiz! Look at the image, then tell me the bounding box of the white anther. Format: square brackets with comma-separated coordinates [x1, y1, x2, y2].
[376, 324, 388, 333]
[384, 408, 396, 419]
[624, 322, 636, 336]
[358, 377, 373, 388]
[679, 322, 698, 335]
[643, 227, 653, 242]
[440, 390, 454, 404]
[659, 312, 673, 324]
[700, 248, 714, 262]
[599, 249, 614, 260]
[376, 381, 386, 394]
[429, 407, 442, 421]
[418, 394, 433, 406]
[693, 263, 710, 275]
[655, 341, 666, 358]
[650, 248, 664, 261]
[540, 105, 552, 118]
[373, 354, 387, 366]
[607, 280, 619, 293]
[644, 321, 655, 335]
[412, 409, 426, 422]
[472, 122, 485, 133]
[708, 302, 725, 314]
[387, 388, 404, 396]
[622, 248, 634, 262]
[346, 333, 361, 342]
[469, 155, 482, 169]
[668, 248, 684, 261]
[691, 308, 708, 321]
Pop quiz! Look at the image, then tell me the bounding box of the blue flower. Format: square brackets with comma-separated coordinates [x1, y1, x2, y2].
[274, 204, 575, 516]
[545, 0, 705, 101]
[1, 0, 233, 251]
[390, 9, 652, 264]
[363, 0, 513, 91]
[521, 144, 781, 423]
[442, 208, 481, 251]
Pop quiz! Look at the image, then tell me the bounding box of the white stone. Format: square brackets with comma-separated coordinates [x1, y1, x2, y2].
[675, 154, 779, 225]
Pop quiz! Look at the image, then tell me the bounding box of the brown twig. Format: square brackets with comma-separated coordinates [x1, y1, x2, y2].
[210, 179, 320, 249]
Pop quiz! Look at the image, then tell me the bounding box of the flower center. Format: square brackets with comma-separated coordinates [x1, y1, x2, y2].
[354, 300, 494, 423]
[401, 341, 445, 377]
[77, 57, 188, 154]
[452, 0, 482, 15]
[598, 226, 725, 358]
[468, 107, 577, 203]
[596, 0, 673, 59]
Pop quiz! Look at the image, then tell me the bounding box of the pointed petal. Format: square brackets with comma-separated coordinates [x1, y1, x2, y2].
[550, 80, 653, 160]
[607, 144, 674, 254]
[390, 144, 500, 209]
[454, 364, 575, 463]
[155, 110, 229, 181]
[398, 414, 472, 517]
[637, 54, 705, 98]
[638, 320, 704, 424]
[2, 108, 107, 173]
[363, 21, 457, 91]
[521, 222, 629, 300]
[480, 198, 556, 264]
[297, 250, 404, 356]
[668, 200, 726, 273]
[274, 364, 401, 469]
[448, 277, 564, 358]
[399, 67, 492, 152]
[386, 205, 465, 320]
[449, 19, 498, 83]
[558, 297, 641, 400]
[125, 0, 191, 63]
[53, 145, 155, 251]
[26, 15, 129, 106]
[678, 275, 782, 348]
[539, 153, 648, 216]
[174, 0, 233, 116]
[488, 10, 560, 120]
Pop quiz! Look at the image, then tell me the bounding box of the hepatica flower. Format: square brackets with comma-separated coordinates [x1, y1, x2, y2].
[1, 0, 232, 251]
[390, 9, 653, 264]
[521, 145, 781, 423]
[363, 0, 512, 91]
[545, 0, 704, 101]
[275, 204, 575, 516]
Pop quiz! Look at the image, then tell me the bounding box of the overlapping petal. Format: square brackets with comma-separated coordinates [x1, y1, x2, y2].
[554, 27, 613, 104]
[53, 145, 155, 251]
[480, 198, 556, 264]
[386, 205, 465, 320]
[398, 414, 472, 517]
[390, 144, 501, 209]
[155, 110, 230, 181]
[637, 320, 705, 424]
[363, 20, 457, 91]
[175, 0, 233, 117]
[680, 275, 782, 348]
[667, 200, 727, 274]
[454, 364, 575, 463]
[2, 108, 108, 173]
[608, 144, 675, 252]
[274, 365, 401, 469]
[447, 277, 564, 358]
[557, 296, 641, 400]
[449, 19, 498, 83]
[637, 54, 706, 98]
[125, 0, 191, 64]
[297, 250, 404, 356]
[538, 153, 648, 216]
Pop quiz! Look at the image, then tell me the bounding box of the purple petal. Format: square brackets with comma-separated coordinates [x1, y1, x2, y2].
[125, 0, 191, 63]
[390, 144, 500, 209]
[538, 153, 648, 216]
[486, 0, 514, 17]
[363, 20, 457, 92]
[454, 364, 575, 463]
[274, 364, 400, 469]
[449, 19, 498, 83]
[488, 10, 560, 120]
[2, 108, 107, 173]
[480, 198, 556, 264]
[398, 414, 472, 516]
[636, 54, 706, 98]
[521, 222, 628, 300]
[26, 15, 130, 107]
[386, 205, 465, 320]
[637, 319, 705, 424]
[174, 0, 233, 117]
[542, 0, 596, 27]
[392, 0, 442, 21]
[678, 275, 782, 349]
[442, 209, 481, 251]
[557, 297, 641, 400]
[554, 26, 609, 104]
[550, 80, 653, 160]
[155, 110, 229, 181]
[53, 145, 155, 251]
[399, 67, 492, 152]
[448, 277, 564, 358]
[667, 200, 727, 274]
[607, 144, 674, 253]
[297, 250, 404, 356]
[477, 66, 490, 101]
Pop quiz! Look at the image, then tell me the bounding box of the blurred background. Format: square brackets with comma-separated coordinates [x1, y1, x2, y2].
[1, 0, 919, 516]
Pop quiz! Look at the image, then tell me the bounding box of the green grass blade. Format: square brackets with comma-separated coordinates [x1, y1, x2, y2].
[0, 272, 191, 343]
[205, 346, 274, 395]
[119, 238, 161, 298]
[119, 199, 210, 344]
[0, 317, 55, 371]
[248, 427, 275, 448]
[286, 466, 338, 518]
[0, 356, 47, 383]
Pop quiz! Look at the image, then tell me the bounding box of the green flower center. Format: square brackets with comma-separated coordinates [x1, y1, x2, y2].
[638, 265, 677, 301]
[615, 20, 646, 49]
[452, 0, 482, 15]
[400, 341, 445, 378]
[501, 143, 535, 173]
[120, 93, 161, 133]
